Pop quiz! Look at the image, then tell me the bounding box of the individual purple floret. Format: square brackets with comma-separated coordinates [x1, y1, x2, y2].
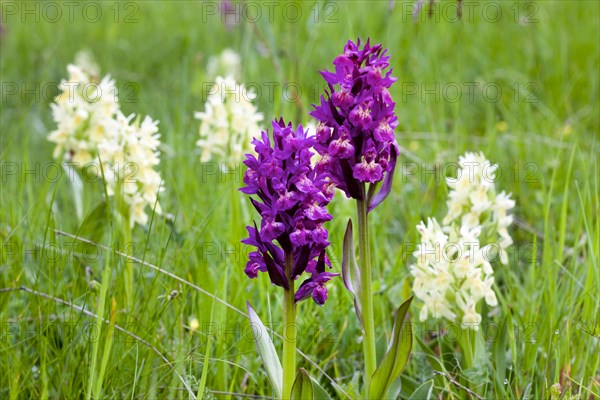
[294, 251, 337, 305]
[240, 119, 338, 305]
[310, 38, 399, 211]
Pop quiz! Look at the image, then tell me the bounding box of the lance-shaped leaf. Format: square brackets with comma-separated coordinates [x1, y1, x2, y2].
[368, 145, 397, 212]
[247, 302, 283, 398]
[310, 377, 333, 400]
[368, 296, 413, 399]
[291, 368, 313, 400]
[290, 369, 333, 400]
[341, 219, 362, 325]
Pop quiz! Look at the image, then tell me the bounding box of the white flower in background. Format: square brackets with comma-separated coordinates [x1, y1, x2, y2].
[195, 75, 263, 165]
[410, 218, 497, 330]
[206, 48, 241, 80]
[443, 151, 515, 264]
[48, 56, 164, 227]
[444, 152, 495, 226]
[492, 195, 515, 263]
[48, 64, 118, 164]
[74, 50, 100, 79]
[100, 112, 164, 227]
[411, 152, 514, 330]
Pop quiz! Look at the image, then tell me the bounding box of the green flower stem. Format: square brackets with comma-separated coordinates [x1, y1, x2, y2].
[117, 190, 134, 311]
[86, 221, 114, 400]
[357, 198, 377, 388]
[459, 327, 475, 370]
[282, 250, 297, 400]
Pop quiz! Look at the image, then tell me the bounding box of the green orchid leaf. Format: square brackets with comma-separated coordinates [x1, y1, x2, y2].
[341, 219, 362, 324]
[368, 296, 413, 399]
[291, 368, 313, 400]
[247, 302, 282, 398]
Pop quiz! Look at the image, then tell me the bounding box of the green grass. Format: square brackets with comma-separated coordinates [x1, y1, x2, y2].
[1, 0, 599, 398]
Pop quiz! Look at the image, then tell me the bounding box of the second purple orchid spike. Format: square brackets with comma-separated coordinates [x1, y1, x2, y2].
[310, 38, 400, 211]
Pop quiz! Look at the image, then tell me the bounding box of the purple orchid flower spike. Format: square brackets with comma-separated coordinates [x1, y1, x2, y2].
[309, 38, 409, 391]
[310, 38, 400, 212]
[240, 118, 337, 305]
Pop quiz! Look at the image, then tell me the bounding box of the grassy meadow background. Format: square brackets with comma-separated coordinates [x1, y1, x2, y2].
[1, 0, 599, 398]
